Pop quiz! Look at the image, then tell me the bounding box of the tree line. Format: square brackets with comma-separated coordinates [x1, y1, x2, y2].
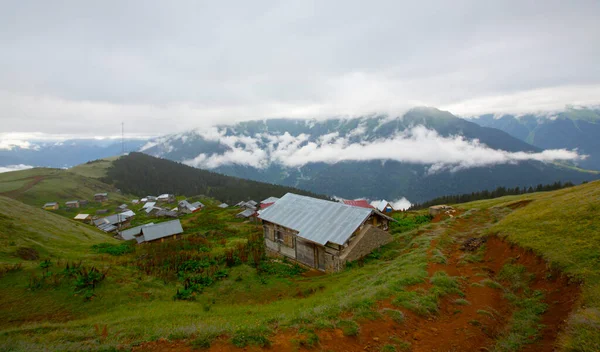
[102, 153, 326, 204]
[408, 181, 578, 210]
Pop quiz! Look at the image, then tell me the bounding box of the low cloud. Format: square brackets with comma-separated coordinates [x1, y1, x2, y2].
[182, 125, 584, 172]
[0, 164, 34, 173]
[370, 198, 412, 211]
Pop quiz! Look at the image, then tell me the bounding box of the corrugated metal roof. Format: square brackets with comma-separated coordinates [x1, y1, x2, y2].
[237, 209, 255, 217]
[218, 203, 229, 208]
[74, 213, 90, 220]
[120, 210, 135, 218]
[143, 202, 156, 209]
[260, 197, 279, 204]
[138, 219, 183, 243]
[258, 193, 373, 246]
[119, 223, 154, 240]
[342, 199, 373, 209]
[43, 202, 58, 207]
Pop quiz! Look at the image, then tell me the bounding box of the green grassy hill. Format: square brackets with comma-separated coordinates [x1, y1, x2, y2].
[69, 156, 120, 179]
[462, 180, 600, 350]
[0, 180, 598, 351]
[0, 196, 115, 264]
[0, 167, 133, 221]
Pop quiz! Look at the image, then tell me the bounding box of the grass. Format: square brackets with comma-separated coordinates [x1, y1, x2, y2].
[493, 263, 548, 351]
[69, 157, 120, 179]
[336, 319, 359, 336]
[467, 180, 600, 351]
[392, 271, 463, 316]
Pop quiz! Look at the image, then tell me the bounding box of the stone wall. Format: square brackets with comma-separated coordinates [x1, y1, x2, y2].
[340, 225, 392, 263]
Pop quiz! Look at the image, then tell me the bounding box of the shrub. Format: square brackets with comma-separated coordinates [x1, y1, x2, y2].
[337, 320, 359, 336]
[230, 328, 271, 348]
[16, 247, 39, 260]
[382, 308, 405, 324]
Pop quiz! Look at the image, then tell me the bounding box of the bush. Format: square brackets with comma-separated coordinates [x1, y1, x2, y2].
[230, 329, 271, 348]
[337, 320, 359, 336]
[382, 308, 405, 324]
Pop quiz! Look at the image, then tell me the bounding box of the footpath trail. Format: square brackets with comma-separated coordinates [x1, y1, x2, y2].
[0, 176, 45, 198]
[135, 205, 581, 352]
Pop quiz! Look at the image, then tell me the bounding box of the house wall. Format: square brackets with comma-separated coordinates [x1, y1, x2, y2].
[341, 225, 392, 263]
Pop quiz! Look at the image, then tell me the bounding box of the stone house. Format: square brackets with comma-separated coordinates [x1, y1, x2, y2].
[258, 193, 394, 272]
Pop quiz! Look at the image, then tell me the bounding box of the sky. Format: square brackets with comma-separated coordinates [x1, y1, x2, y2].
[1, 0, 599, 139]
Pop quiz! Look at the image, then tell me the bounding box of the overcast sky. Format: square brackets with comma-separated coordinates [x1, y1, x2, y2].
[1, 0, 599, 139]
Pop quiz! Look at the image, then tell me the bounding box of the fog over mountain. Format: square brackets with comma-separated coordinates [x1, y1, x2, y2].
[140, 108, 598, 202]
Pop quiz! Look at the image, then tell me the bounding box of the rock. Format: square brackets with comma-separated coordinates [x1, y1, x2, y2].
[372, 337, 379, 341]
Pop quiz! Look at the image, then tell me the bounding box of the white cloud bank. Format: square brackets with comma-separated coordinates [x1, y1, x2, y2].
[0, 164, 34, 173]
[182, 126, 584, 172]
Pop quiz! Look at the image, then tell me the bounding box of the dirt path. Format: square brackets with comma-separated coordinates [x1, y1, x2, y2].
[0, 175, 45, 198]
[134, 207, 581, 352]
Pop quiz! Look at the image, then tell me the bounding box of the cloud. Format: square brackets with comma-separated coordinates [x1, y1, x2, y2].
[182, 125, 584, 171]
[0, 139, 35, 150]
[0, 164, 34, 173]
[370, 198, 412, 211]
[1, 1, 599, 137]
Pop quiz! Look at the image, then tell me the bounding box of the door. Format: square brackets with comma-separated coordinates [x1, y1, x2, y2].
[296, 239, 315, 268]
[316, 246, 326, 271]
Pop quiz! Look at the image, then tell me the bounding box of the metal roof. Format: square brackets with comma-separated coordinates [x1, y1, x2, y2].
[65, 200, 79, 204]
[258, 193, 373, 246]
[342, 199, 373, 209]
[95, 193, 108, 197]
[218, 203, 229, 208]
[260, 197, 280, 204]
[74, 213, 90, 220]
[377, 200, 393, 212]
[143, 202, 156, 209]
[137, 219, 183, 243]
[120, 210, 135, 218]
[237, 209, 255, 218]
[190, 201, 204, 208]
[119, 223, 154, 240]
[43, 202, 58, 207]
[246, 200, 258, 206]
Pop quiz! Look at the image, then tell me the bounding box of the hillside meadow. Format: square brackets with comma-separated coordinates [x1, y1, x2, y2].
[0, 179, 598, 351]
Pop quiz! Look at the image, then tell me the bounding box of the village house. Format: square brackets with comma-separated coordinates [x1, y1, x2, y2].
[118, 223, 154, 241]
[260, 196, 279, 210]
[118, 219, 183, 244]
[65, 200, 80, 208]
[79, 199, 89, 206]
[236, 208, 256, 219]
[42, 202, 59, 210]
[259, 193, 394, 272]
[178, 200, 204, 214]
[93, 211, 135, 232]
[342, 199, 373, 209]
[117, 203, 128, 211]
[73, 213, 92, 223]
[94, 193, 109, 202]
[157, 194, 176, 204]
[376, 200, 394, 213]
[218, 203, 229, 208]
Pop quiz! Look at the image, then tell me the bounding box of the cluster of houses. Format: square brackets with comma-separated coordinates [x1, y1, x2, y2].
[47, 187, 402, 273]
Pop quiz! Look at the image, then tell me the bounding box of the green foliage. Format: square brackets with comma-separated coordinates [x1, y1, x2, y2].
[257, 260, 305, 277]
[380, 345, 396, 352]
[390, 213, 432, 234]
[92, 242, 135, 256]
[103, 152, 326, 204]
[382, 308, 405, 324]
[497, 263, 534, 291]
[336, 320, 359, 336]
[230, 328, 271, 348]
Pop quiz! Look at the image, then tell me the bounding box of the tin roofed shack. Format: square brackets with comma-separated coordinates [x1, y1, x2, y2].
[258, 193, 393, 273]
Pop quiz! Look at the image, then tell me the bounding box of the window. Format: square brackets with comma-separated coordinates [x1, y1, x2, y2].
[275, 230, 283, 243]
